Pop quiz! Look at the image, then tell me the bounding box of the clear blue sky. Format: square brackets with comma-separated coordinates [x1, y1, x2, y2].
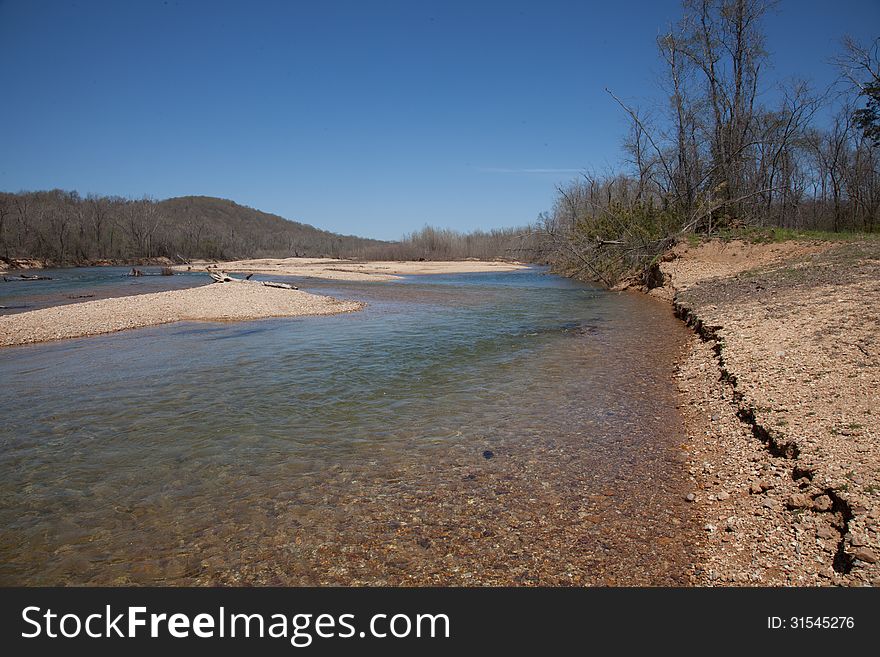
[1, 0, 877, 240]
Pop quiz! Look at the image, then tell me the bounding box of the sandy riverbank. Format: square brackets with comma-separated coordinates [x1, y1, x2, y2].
[0, 257, 525, 346]
[0, 282, 362, 347]
[175, 257, 530, 281]
[655, 239, 880, 586]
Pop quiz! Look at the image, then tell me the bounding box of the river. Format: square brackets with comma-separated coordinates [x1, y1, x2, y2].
[0, 267, 699, 585]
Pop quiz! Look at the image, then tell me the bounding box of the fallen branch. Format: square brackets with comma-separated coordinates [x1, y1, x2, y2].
[207, 269, 298, 290]
[208, 270, 252, 283]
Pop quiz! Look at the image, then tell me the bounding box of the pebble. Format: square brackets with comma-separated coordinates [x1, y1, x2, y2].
[482, 450, 494, 460]
[786, 493, 812, 509]
[851, 547, 878, 564]
[685, 492, 696, 502]
[816, 527, 837, 540]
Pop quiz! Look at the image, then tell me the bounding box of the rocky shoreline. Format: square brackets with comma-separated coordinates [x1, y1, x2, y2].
[0, 282, 363, 347]
[175, 257, 530, 281]
[1, 256, 530, 281]
[652, 239, 879, 586]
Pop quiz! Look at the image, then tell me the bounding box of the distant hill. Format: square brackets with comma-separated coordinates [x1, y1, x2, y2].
[156, 196, 387, 259]
[0, 189, 541, 267]
[0, 190, 388, 265]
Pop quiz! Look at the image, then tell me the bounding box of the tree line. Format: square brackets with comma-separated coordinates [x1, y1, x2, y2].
[361, 224, 542, 261]
[5, 2, 874, 276]
[542, 0, 879, 285]
[0, 191, 542, 267]
[0, 193, 390, 265]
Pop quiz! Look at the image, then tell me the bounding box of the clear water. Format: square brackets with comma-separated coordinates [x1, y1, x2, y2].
[0, 268, 697, 585]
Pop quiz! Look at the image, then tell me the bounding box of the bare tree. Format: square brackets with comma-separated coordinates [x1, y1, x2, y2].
[835, 36, 880, 145]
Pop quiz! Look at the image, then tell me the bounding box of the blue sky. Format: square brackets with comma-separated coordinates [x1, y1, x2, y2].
[1, 0, 877, 240]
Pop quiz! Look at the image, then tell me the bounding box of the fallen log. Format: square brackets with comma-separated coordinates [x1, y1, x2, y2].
[208, 270, 253, 283]
[207, 269, 297, 290]
[261, 280, 297, 290]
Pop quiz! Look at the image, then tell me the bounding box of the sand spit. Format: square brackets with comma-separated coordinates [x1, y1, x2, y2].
[662, 240, 880, 586]
[0, 283, 363, 347]
[174, 257, 530, 281]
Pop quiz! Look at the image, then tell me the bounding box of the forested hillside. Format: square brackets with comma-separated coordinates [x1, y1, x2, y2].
[0, 192, 389, 265]
[0, 191, 543, 267]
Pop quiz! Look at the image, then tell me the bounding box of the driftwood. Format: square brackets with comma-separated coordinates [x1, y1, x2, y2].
[261, 281, 298, 289]
[207, 269, 298, 290]
[208, 271, 252, 283]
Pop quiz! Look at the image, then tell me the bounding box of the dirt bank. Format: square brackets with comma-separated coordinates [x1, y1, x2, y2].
[657, 239, 879, 586]
[0, 256, 179, 273]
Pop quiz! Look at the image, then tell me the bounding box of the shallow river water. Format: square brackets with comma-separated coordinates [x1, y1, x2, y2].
[0, 268, 699, 585]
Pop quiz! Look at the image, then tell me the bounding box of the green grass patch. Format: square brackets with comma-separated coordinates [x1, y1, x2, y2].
[714, 227, 880, 244]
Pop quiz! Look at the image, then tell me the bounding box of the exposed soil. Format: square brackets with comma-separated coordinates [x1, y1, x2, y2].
[0, 256, 178, 273]
[660, 239, 880, 586]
